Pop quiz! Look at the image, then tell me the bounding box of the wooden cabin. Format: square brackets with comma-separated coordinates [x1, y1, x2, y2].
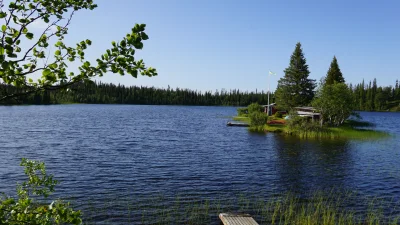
[262, 103, 287, 116]
[294, 106, 321, 121]
[262, 103, 277, 116]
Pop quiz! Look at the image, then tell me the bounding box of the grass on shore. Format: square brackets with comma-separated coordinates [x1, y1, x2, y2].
[81, 191, 400, 225]
[233, 116, 388, 139]
[232, 116, 251, 123]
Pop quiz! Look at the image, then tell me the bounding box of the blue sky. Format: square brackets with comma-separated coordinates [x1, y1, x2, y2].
[35, 0, 400, 91]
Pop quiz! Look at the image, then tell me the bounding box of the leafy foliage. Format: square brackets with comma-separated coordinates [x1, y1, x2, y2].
[325, 56, 345, 85]
[237, 107, 248, 116]
[249, 111, 268, 126]
[312, 83, 355, 126]
[286, 113, 323, 132]
[247, 102, 263, 114]
[274, 111, 283, 118]
[275, 42, 316, 110]
[0, 0, 157, 102]
[0, 159, 82, 224]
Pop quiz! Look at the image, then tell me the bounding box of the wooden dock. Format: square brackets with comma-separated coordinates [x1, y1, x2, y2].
[219, 213, 259, 225]
[226, 122, 249, 127]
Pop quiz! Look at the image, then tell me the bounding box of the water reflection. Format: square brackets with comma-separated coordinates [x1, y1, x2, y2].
[272, 135, 353, 193]
[0, 106, 399, 224]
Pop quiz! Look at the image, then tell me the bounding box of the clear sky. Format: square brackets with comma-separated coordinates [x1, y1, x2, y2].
[31, 0, 400, 92]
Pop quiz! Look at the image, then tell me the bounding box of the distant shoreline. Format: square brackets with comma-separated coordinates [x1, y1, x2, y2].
[1, 103, 400, 112]
[232, 116, 389, 139]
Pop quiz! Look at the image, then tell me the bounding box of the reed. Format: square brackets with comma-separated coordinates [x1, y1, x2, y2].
[247, 122, 388, 140]
[80, 191, 400, 225]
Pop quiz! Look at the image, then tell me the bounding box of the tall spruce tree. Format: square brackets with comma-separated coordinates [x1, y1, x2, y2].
[325, 56, 345, 85]
[275, 42, 316, 109]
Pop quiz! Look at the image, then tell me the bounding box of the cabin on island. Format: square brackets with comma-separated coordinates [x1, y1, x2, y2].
[262, 103, 277, 116]
[262, 103, 288, 116]
[294, 106, 321, 121]
[262, 104, 320, 121]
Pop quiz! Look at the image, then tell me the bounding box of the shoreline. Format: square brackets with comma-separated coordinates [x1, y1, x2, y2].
[0, 103, 399, 112]
[232, 116, 389, 139]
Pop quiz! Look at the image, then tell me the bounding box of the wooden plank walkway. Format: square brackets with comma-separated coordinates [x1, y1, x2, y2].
[226, 122, 249, 127]
[219, 213, 259, 225]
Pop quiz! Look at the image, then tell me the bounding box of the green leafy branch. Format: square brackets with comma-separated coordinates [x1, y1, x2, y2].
[0, 0, 157, 102]
[0, 159, 83, 225]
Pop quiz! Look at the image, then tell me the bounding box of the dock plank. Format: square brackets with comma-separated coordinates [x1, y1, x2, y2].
[219, 213, 259, 225]
[226, 122, 249, 127]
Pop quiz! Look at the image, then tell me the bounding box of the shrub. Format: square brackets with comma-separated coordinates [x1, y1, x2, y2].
[0, 159, 82, 224]
[286, 113, 323, 132]
[274, 111, 283, 118]
[237, 107, 248, 116]
[286, 114, 307, 130]
[247, 103, 263, 114]
[249, 112, 268, 126]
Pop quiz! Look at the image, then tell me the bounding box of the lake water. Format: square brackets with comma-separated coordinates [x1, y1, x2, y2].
[0, 105, 400, 224]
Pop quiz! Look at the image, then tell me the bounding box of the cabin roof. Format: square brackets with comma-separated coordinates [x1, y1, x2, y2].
[261, 103, 276, 107]
[294, 106, 316, 111]
[297, 111, 321, 116]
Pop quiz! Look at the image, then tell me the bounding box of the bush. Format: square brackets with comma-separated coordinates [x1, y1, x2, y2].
[391, 105, 400, 112]
[249, 112, 268, 126]
[237, 107, 248, 116]
[0, 159, 82, 225]
[274, 111, 283, 118]
[286, 114, 307, 130]
[247, 103, 263, 114]
[286, 113, 322, 132]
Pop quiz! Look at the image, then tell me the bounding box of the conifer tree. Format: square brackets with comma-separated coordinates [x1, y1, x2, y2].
[275, 42, 316, 109]
[325, 56, 345, 85]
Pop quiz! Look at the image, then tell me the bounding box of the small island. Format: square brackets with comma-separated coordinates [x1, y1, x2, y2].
[232, 43, 388, 139]
[233, 103, 387, 139]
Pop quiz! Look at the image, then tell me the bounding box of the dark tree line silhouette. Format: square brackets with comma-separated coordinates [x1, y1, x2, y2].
[1, 79, 400, 111]
[0, 81, 273, 106]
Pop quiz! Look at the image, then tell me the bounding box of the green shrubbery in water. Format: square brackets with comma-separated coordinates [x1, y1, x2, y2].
[81, 191, 400, 225]
[2, 160, 398, 224]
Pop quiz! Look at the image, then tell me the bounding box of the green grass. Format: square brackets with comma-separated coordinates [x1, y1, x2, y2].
[233, 116, 388, 139]
[389, 106, 400, 112]
[280, 124, 387, 140]
[81, 191, 400, 225]
[233, 116, 250, 123]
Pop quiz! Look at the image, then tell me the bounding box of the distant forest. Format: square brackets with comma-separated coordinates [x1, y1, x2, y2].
[0, 81, 272, 106]
[1, 79, 400, 111]
[351, 79, 400, 111]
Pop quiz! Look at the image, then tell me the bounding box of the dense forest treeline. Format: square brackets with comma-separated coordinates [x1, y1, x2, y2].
[0, 81, 273, 106]
[351, 79, 400, 111]
[1, 79, 400, 111]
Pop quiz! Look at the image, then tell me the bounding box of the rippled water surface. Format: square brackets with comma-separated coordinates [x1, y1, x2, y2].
[1, 105, 400, 223]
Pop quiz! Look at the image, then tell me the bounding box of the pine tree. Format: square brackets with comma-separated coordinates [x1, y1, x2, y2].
[275, 42, 316, 109]
[325, 56, 345, 85]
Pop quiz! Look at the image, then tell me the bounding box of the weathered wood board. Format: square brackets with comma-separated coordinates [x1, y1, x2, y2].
[219, 213, 259, 225]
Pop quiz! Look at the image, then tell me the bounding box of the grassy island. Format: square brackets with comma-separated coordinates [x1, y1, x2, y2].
[252, 119, 386, 139]
[233, 116, 388, 139]
[234, 103, 388, 139]
[228, 43, 389, 140]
